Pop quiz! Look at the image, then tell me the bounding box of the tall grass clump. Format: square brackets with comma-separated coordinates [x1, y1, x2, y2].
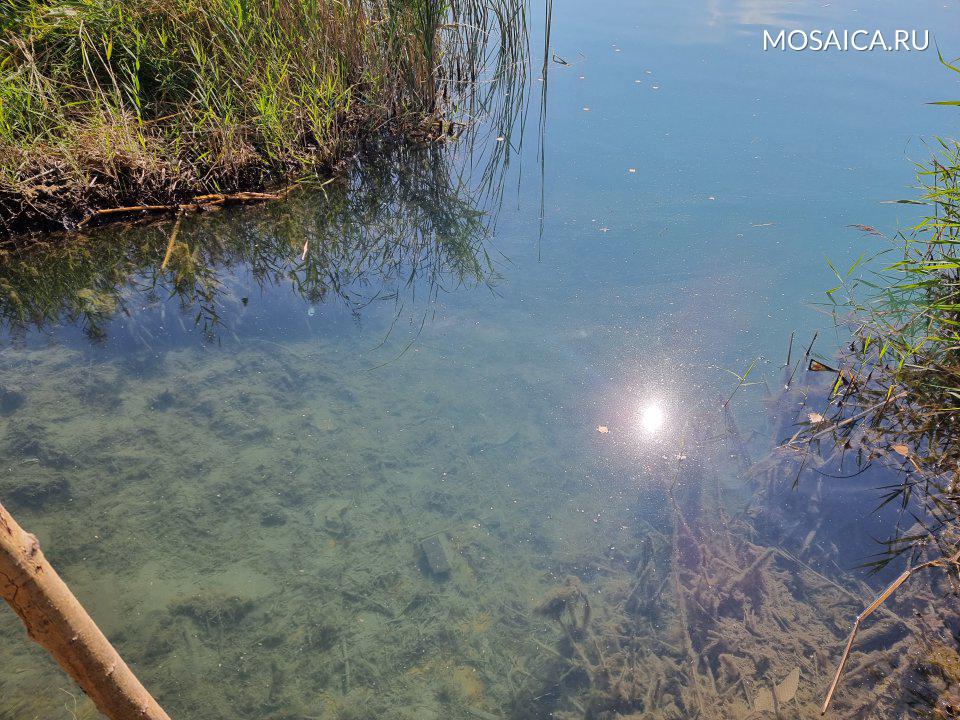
[0, 0, 527, 235]
[806, 137, 960, 567]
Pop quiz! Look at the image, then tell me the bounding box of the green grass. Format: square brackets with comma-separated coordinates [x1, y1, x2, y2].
[828, 138, 960, 403]
[810, 70, 960, 565]
[0, 0, 526, 235]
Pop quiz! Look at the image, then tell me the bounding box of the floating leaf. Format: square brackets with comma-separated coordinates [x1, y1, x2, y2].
[892, 444, 910, 457]
[596, 425, 609, 434]
[809, 359, 837, 373]
[808, 412, 824, 423]
[848, 223, 883, 236]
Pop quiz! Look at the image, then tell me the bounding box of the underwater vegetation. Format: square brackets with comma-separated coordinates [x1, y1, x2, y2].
[517, 363, 960, 720]
[0, 324, 604, 720]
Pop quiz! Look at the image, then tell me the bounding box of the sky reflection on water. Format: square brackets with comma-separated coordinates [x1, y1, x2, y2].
[2, 1, 960, 718]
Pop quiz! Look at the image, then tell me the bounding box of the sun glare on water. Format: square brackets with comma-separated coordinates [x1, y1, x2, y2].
[638, 402, 665, 434]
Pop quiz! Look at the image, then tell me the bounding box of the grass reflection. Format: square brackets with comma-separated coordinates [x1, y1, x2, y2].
[0, 144, 500, 343]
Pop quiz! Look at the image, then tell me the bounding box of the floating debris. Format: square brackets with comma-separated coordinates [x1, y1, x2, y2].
[848, 223, 884, 236]
[808, 359, 836, 373]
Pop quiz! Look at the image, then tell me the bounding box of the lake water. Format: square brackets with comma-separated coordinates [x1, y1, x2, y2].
[2, 1, 960, 719]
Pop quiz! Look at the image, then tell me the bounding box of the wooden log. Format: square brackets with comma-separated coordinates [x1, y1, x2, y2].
[0, 502, 171, 720]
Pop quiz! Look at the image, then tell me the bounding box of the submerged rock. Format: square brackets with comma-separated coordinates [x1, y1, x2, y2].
[0, 385, 24, 415]
[421, 534, 452, 576]
[260, 510, 287, 527]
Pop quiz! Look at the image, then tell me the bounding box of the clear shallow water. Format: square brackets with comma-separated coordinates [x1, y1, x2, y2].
[3, 2, 960, 719]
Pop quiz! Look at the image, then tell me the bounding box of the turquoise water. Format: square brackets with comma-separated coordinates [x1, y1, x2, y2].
[2, 2, 960, 719]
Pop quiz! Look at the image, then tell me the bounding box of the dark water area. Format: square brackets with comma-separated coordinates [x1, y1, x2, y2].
[3, 1, 960, 719]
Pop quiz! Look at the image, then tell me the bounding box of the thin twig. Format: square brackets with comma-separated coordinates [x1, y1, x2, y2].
[77, 184, 299, 229]
[160, 213, 184, 271]
[821, 548, 960, 714]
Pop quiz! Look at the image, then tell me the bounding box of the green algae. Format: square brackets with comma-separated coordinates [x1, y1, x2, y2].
[0, 333, 616, 719]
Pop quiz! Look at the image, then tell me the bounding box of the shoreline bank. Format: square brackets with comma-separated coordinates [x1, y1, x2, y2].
[0, 0, 517, 240]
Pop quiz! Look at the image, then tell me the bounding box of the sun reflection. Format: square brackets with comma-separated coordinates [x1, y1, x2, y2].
[638, 402, 665, 434]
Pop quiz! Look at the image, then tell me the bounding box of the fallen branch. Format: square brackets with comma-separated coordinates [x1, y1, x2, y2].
[77, 184, 299, 228]
[0, 501, 171, 720]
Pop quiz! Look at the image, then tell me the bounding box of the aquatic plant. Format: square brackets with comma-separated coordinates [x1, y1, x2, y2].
[779, 60, 960, 716]
[0, 0, 529, 235]
[515, 377, 960, 719]
[797, 134, 960, 571]
[519, 396, 926, 719]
